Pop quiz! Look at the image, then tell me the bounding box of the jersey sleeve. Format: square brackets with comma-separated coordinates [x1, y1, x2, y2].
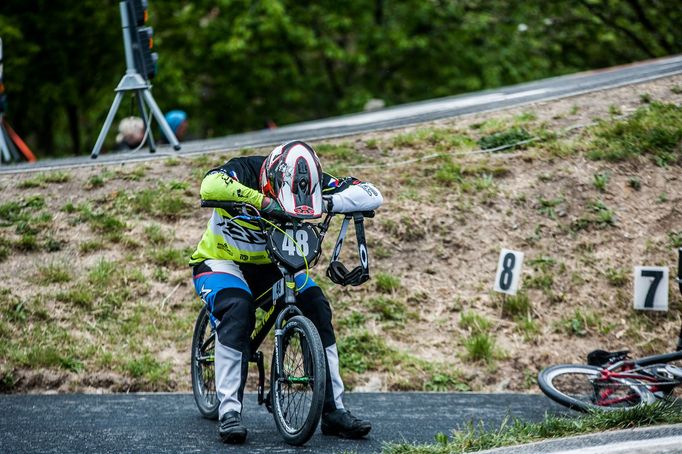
[200, 165, 264, 207]
[322, 173, 383, 213]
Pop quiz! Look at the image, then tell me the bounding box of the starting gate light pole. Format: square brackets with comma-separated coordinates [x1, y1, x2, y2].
[91, 1, 180, 159]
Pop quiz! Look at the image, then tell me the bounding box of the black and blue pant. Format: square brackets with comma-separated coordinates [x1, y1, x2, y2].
[193, 259, 346, 419]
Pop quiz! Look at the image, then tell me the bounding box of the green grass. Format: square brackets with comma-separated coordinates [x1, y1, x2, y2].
[514, 315, 540, 342]
[459, 311, 491, 333]
[462, 333, 497, 364]
[537, 197, 563, 220]
[149, 246, 188, 268]
[0, 236, 10, 263]
[0, 196, 45, 227]
[85, 174, 106, 189]
[391, 127, 475, 151]
[36, 262, 72, 284]
[118, 184, 191, 220]
[587, 102, 682, 166]
[478, 127, 532, 150]
[124, 353, 173, 388]
[571, 200, 616, 231]
[88, 258, 118, 287]
[144, 224, 170, 245]
[337, 330, 469, 391]
[18, 172, 71, 188]
[558, 309, 612, 337]
[627, 176, 642, 190]
[604, 267, 628, 286]
[337, 330, 395, 373]
[435, 159, 463, 185]
[56, 286, 94, 309]
[367, 297, 408, 322]
[500, 292, 531, 318]
[383, 401, 682, 454]
[375, 272, 401, 293]
[592, 172, 609, 192]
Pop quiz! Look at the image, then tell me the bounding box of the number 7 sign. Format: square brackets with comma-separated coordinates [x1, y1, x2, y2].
[634, 266, 668, 311]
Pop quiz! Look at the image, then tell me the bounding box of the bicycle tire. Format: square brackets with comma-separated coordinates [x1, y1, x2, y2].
[538, 364, 655, 412]
[191, 306, 219, 420]
[271, 315, 326, 446]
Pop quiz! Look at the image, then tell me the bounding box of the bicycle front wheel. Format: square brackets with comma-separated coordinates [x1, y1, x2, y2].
[538, 364, 655, 412]
[271, 315, 326, 446]
[191, 306, 219, 420]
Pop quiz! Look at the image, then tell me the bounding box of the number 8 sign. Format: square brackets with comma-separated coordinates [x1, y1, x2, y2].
[494, 249, 524, 295]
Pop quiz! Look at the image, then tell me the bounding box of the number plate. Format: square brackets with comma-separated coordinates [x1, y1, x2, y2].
[494, 249, 524, 295]
[267, 223, 321, 271]
[634, 266, 668, 311]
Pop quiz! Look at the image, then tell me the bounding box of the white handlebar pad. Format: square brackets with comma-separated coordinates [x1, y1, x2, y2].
[329, 182, 383, 213]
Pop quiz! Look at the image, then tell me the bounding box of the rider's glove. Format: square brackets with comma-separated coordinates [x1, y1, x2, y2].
[322, 195, 334, 213]
[261, 196, 285, 216]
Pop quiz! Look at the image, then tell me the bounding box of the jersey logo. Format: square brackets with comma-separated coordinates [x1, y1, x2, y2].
[200, 285, 212, 302]
[217, 220, 267, 245]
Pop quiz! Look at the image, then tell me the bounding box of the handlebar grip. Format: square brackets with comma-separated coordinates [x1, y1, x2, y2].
[201, 200, 239, 210]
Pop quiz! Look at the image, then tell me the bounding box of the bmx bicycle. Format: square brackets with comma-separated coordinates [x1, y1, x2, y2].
[537, 249, 682, 412]
[190, 200, 374, 445]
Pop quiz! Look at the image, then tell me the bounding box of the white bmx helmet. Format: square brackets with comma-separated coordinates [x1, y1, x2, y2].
[259, 140, 323, 219]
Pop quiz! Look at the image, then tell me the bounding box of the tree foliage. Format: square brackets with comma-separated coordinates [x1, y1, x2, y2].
[0, 0, 680, 156]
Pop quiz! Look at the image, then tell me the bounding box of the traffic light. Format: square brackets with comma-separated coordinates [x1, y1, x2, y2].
[126, 0, 158, 80]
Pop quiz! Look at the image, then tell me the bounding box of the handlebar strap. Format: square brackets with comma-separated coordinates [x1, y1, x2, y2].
[327, 213, 370, 286]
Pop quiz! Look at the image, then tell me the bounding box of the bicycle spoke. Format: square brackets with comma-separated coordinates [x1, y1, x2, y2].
[277, 326, 316, 432]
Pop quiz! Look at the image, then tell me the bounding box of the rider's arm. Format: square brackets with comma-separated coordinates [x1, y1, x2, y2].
[321, 174, 383, 213]
[200, 169, 264, 207]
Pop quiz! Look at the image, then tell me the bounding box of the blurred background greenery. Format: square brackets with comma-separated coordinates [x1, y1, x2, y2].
[0, 0, 680, 157]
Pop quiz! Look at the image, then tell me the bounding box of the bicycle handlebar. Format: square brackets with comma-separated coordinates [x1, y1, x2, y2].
[200, 199, 375, 219]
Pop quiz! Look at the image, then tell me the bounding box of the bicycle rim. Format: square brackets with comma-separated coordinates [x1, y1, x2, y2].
[272, 316, 325, 445]
[191, 307, 219, 419]
[538, 364, 653, 412]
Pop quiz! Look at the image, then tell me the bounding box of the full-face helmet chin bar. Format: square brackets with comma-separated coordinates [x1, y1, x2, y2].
[327, 212, 373, 286]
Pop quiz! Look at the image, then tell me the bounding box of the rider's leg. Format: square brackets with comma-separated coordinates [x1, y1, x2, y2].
[193, 260, 254, 443]
[295, 277, 371, 438]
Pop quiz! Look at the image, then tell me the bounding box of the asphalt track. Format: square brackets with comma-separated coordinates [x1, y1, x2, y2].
[1, 54, 681, 174]
[0, 392, 565, 453]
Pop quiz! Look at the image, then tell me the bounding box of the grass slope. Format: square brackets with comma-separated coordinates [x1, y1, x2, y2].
[1, 79, 682, 394]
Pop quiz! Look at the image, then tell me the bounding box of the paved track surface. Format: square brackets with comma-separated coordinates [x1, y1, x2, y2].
[0, 392, 566, 453]
[2, 55, 681, 174]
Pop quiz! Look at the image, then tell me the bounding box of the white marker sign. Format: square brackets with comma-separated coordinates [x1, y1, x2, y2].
[634, 266, 668, 311]
[494, 249, 524, 295]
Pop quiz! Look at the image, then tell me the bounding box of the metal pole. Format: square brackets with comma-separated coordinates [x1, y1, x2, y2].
[120, 2, 136, 73]
[0, 115, 12, 164]
[90, 91, 124, 158]
[143, 89, 180, 150]
[135, 91, 156, 153]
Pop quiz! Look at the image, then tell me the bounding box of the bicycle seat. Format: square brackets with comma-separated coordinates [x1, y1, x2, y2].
[587, 349, 630, 366]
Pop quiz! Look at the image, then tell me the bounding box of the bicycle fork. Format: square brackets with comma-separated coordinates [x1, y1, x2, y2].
[273, 271, 303, 383]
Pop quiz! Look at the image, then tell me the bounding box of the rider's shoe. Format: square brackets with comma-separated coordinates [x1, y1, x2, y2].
[219, 411, 248, 444]
[321, 409, 371, 438]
